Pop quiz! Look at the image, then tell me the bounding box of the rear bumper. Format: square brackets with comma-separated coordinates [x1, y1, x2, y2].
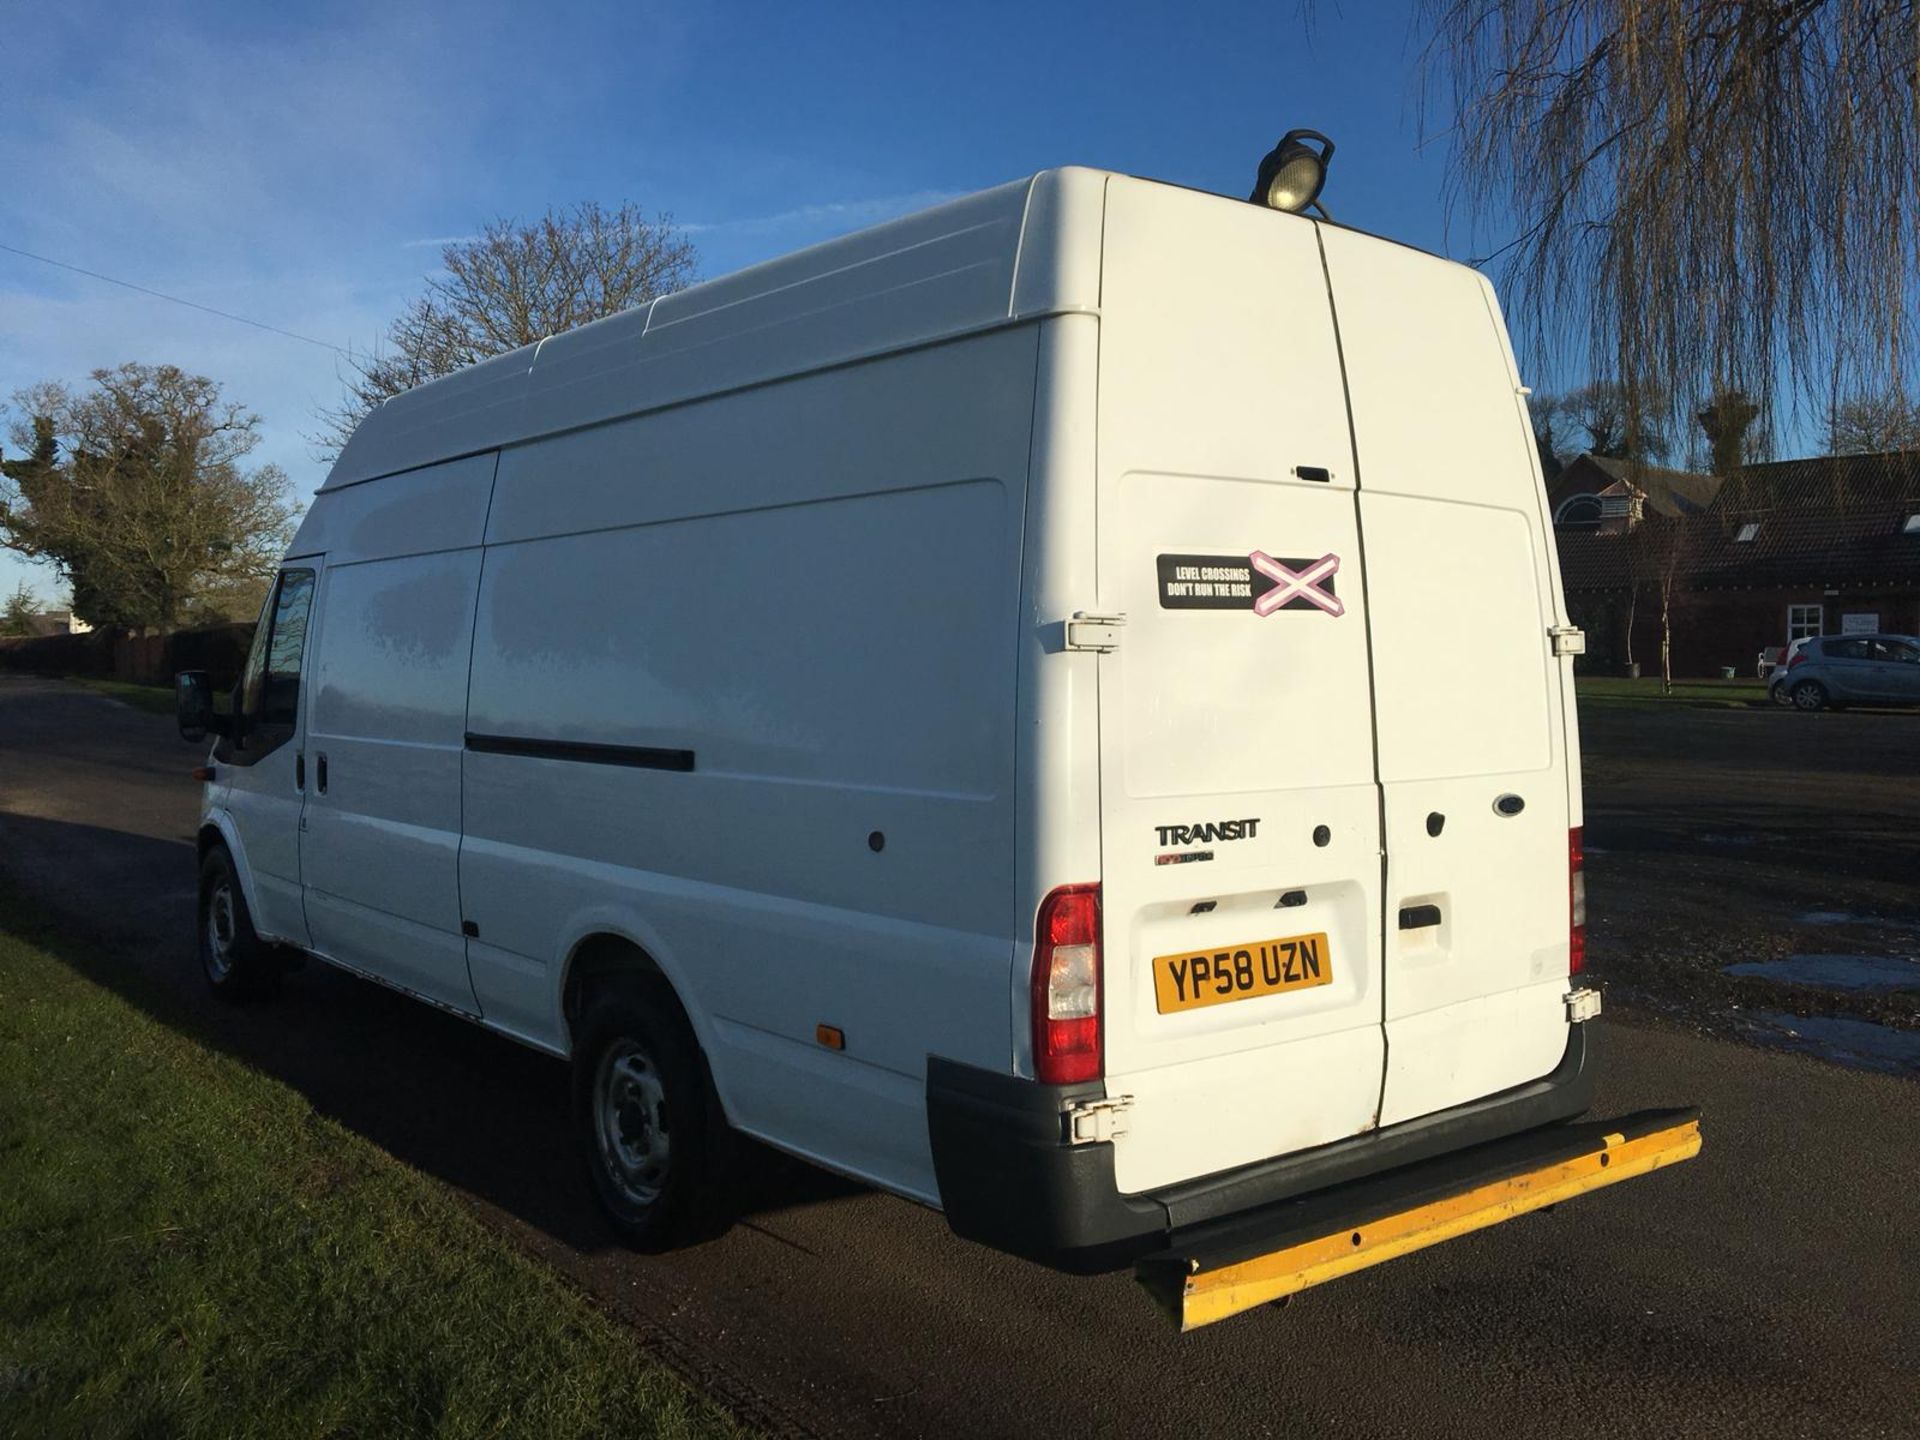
[1139, 1106, 1700, 1329]
[926, 1021, 1598, 1274]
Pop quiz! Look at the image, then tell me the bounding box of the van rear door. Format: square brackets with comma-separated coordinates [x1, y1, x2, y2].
[1092, 180, 1386, 1195]
[1317, 227, 1575, 1128]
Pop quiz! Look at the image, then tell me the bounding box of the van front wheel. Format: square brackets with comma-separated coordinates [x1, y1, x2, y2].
[197, 847, 281, 1001]
[573, 978, 729, 1248]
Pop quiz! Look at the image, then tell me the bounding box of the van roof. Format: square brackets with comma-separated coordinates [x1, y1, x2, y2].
[324, 167, 1120, 490]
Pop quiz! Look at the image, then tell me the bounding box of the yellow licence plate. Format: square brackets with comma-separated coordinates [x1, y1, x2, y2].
[1153, 933, 1333, 1014]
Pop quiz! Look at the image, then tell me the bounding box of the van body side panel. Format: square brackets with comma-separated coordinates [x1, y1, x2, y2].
[461, 329, 1038, 1199]
[1317, 228, 1573, 1126]
[1093, 179, 1388, 1195]
[299, 457, 492, 1015]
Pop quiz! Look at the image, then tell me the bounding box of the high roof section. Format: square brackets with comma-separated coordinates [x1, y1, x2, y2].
[323, 169, 1111, 490]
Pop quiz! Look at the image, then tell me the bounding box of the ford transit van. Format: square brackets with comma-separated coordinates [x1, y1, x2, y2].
[178, 169, 1698, 1328]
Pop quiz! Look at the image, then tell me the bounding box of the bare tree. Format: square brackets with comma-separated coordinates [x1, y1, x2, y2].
[0, 365, 298, 631]
[1562, 380, 1669, 460]
[317, 201, 697, 458]
[1421, 2, 1919, 444]
[1826, 392, 1920, 453]
[1626, 508, 1690, 692]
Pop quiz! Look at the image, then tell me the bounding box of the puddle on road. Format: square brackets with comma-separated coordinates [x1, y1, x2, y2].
[1742, 1012, 1920, 1076]
[1796, 910, 1920, 932]
[1723, 954, 1920, 992]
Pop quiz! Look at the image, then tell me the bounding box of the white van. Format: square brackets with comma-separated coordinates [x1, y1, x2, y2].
[178, 169, 1697, 1327]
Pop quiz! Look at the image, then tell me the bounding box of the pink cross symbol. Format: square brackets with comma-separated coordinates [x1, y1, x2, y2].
[1249, 550, 1345, 617]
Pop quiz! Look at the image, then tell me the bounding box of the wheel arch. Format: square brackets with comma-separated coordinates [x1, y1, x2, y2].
[197, 813, 263, 920]
[555, 923, 715, 1084]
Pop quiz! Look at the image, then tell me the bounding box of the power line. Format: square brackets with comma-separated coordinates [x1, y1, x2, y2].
[0, 240, 349, 355]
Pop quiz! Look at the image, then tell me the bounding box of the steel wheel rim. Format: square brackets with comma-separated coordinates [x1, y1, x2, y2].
[205, 881, 237, 982]
[595, 1040, 671, 1207]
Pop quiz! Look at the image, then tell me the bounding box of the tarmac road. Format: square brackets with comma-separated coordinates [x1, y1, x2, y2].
[0, 672, 1914, 1439]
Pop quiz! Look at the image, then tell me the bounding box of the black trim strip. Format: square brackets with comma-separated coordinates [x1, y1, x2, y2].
[464, 732, 695, 772]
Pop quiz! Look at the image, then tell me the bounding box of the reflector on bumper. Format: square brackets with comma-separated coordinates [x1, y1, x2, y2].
[1136, 1108, 1701, 1330]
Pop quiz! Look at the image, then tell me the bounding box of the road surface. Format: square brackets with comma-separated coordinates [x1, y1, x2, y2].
[0, 673, 1913, 1438]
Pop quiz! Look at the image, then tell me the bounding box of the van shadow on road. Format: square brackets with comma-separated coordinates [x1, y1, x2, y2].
[0, 809, 864, 1262]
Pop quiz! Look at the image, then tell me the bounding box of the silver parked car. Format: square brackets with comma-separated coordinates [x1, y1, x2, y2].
[1768, 634, 1920, 711]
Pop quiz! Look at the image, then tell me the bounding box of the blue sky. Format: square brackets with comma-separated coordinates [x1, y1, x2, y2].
[1, 0, 1499, 603]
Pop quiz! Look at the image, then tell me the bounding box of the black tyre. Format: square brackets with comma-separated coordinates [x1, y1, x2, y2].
[1791, 680, 1828, 712]
[572, 975, 732, 1249]
[197, 846, 281, 1000]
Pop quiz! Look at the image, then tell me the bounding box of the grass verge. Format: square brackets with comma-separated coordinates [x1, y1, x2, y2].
[61, 677, 178, 715]
[0, 887, 745, 1440]
[1575, 675, 1769, 708]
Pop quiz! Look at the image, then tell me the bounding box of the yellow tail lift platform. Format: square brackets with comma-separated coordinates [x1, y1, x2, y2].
[1136, 1107, 1702, 1331]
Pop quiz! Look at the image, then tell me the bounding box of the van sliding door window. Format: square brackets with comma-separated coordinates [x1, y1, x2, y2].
[225, 568, 315, 764]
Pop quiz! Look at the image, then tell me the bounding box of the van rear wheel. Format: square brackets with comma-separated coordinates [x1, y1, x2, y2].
[573, 977, 731, 1248]
[197, 847, 281, 1000]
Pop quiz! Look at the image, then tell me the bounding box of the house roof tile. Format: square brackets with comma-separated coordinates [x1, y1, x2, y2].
[1552, 450, 1920, 591]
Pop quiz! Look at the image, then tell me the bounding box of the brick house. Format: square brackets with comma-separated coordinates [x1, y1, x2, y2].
[1551, 451, 1920, 676]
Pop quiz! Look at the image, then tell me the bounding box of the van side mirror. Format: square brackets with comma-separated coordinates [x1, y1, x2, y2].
[175, 670, 229, 742]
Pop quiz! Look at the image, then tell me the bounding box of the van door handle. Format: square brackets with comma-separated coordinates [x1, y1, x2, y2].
[295, 751, 305, 790]
[316, 753, 328, 794]
[1399, 904, 1443, 930]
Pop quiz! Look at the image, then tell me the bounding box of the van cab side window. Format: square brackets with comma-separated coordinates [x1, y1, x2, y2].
[224, 568, 315, 763]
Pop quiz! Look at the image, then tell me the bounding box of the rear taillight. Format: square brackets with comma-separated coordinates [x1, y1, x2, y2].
[1569, 827, 1587, 975]
[1032, 884, 1102, 1084]
[1787, 649, 1809, 669]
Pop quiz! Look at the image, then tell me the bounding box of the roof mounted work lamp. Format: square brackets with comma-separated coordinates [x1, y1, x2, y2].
[1250, 130, 1335, 217]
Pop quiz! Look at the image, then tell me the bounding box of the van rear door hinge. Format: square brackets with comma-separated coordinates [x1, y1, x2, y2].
[1565, 987, 1603, 1023]
[1549, 625, 1587, 657]
[1065, 1095, 1134, 1144]
[1064, 611, 1126, 653]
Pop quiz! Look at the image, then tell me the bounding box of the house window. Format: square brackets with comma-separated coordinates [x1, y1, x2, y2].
[1787, 604, 1824, 642]
[1554, 494, 1602, 529]
[1735, 522, 1759, 543]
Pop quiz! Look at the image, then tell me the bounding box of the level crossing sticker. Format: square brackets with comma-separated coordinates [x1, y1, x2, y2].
[1155, 551, 1344, 617]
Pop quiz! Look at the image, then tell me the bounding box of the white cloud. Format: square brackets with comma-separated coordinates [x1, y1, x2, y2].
[0, 3, 964, 606]
[681, 189, 967, 238]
